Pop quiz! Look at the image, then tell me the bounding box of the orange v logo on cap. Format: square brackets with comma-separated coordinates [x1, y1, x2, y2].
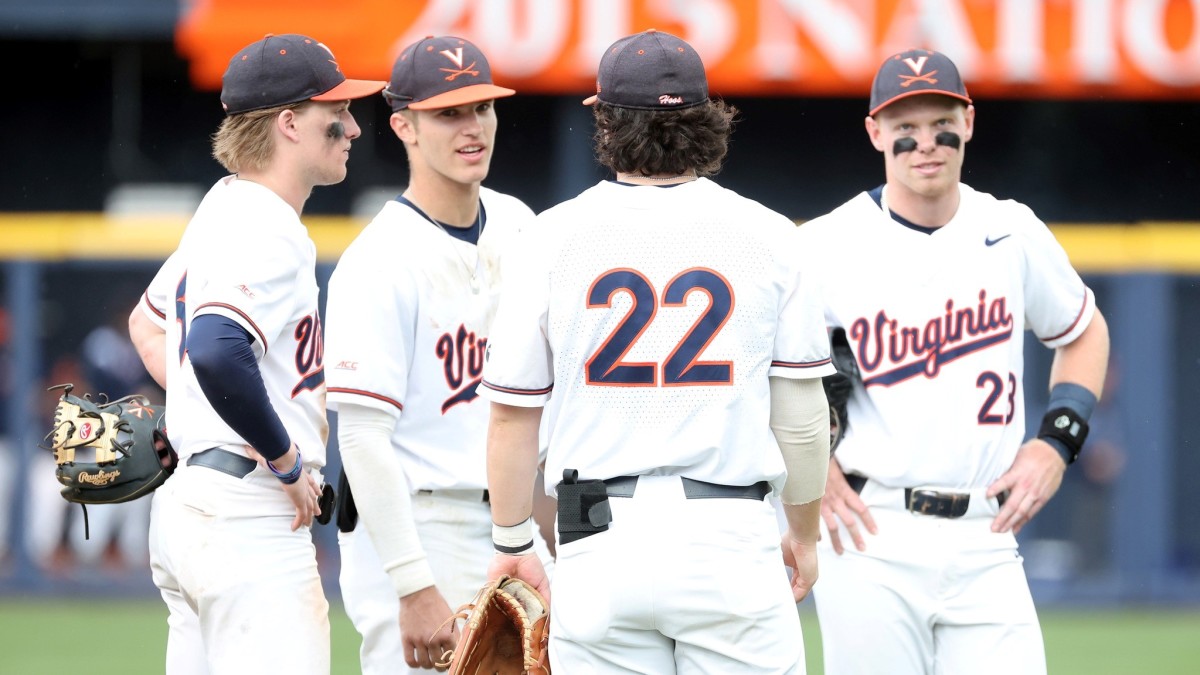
[440, 47, 465, 68]
[316, 42, 343, 73]
[438, 47, 480, 81]
[899, 55, 937, 88]
[902, 56, 929, 75]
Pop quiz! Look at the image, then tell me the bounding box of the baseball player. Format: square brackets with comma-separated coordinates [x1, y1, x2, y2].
[481, 30, 833, 673]
[127, 34, 384, 675]
[321, 36, 554, 674]
[799, 49, 1111, 674]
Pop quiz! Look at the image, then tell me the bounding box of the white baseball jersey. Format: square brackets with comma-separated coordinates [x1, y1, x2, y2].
[141, 175, 332, 675]
[141, 175, 329, 467]
[324, 187, 533, 490]
[797, 183, 1094, 489]
[479, 178, 834, 493]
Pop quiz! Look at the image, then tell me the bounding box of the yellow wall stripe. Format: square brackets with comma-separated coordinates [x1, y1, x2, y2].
[0, 214, 366, 263]
[2, 214, 1200, 273]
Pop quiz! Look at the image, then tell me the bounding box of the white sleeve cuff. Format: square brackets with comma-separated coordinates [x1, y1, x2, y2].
[337, 403, 436, 598]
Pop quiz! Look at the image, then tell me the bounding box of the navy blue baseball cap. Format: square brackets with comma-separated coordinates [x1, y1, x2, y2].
[221, 34, 385, 115]
[582, 30, 708, 110]
[383, 35, 515, 112]
[869, 48, 972, 116]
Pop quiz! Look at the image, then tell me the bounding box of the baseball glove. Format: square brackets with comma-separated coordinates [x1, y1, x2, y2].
[437, 575, 551, 675]
[43, 383, 177, 535]
[823, 328, 861, 453]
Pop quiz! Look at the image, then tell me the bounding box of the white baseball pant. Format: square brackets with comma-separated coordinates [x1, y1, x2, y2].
[814, 479, 1045, 675]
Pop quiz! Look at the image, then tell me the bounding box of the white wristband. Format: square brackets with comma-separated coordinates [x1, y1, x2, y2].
[492, 517, 535, 555]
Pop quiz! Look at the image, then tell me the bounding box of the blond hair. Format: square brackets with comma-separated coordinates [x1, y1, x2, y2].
[211, 102, 307, 174]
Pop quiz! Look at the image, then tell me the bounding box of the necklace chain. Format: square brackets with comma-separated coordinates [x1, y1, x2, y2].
[408, 197, 484, 293]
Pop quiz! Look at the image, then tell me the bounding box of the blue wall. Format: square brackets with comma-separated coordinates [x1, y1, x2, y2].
[1, 260, 1197, 604]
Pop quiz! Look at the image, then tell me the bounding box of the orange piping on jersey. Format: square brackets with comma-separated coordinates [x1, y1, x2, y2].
[143, 290, 166, 319]
[1041, 289, 1091, 343]
[327, 387, 403, 411]
[479, 380, 553, 396]
[194, 301, 269, 352]
[771, 358, 833, 369]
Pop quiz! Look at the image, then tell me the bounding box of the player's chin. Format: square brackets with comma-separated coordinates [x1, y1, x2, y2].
[910, 175, 954, 198]
[316, 165, 350, 187]
[455, 165, 491, 186]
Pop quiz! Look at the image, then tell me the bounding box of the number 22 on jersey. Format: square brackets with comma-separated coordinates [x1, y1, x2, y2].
[585, 267, 734, 387]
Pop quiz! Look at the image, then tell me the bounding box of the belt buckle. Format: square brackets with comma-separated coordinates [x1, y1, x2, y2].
[907, 489, 969, 518]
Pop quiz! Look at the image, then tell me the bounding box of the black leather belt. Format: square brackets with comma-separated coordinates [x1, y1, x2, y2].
[846, 473, 1007, 519]
[188, 448, 257, 479]
[604, 476, 770, 501]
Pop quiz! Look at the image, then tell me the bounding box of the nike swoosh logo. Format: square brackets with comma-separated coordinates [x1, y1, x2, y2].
[985, 234, 1011, 247]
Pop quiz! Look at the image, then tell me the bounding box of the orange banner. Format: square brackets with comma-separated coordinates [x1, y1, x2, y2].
[177, 0, 1200, 99]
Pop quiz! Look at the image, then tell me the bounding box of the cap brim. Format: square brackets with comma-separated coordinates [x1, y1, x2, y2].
[312, 78, 388, 102]
[407, 84, 516, 110]
[582, 94, 598, 106]
[870, 90, 972, 116]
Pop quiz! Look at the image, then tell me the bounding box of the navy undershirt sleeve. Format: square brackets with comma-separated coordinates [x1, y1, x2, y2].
[187, 314, 291, 461]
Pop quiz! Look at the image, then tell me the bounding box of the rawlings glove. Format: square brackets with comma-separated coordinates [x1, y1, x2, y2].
[437, 575, 550, 675]
[44, 383, 178, 536]
[823, 328, 861, 453]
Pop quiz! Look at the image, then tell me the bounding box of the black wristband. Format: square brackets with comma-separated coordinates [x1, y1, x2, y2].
[267, 448, 304, 484]
[1037, 407, 1090, 465]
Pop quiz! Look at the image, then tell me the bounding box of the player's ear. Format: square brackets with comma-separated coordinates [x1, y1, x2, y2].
[865, 115, 886, 153]
[275, 107, 303, 144]
[961, 104, 975, 143]
[390, 111, 417, 144]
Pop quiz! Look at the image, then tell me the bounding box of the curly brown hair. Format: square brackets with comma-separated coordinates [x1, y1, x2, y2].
[592, 100, 737, 177]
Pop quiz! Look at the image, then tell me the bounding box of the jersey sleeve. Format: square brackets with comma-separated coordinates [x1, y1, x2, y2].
[770, 228, 836, 379]
[1018, 206, 1096, 349]
[187, 231, 307, 359]
[478, 222, 554, 407]
[140, 250, 183, 329]
[323, 244, 414, 417]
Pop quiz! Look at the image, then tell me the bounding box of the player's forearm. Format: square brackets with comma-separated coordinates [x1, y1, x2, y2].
[486, 402, 543, 527]
[769, 376, 830, 506]
[1049, 308, 1110, 398]
[781, 498, 823, 545]
[187, 314, 291, 460]
[338, 403, 436, 597]
[129, 304, 168, 389]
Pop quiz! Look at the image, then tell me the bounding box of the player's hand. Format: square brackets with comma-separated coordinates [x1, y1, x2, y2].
[399, 586, 457, 671]
[246, 444, 323, 531]
[488, 553, 551, 604]
[280, 470, 323, 531]
[781, 536, 819, 602]
[987, 438, 1066, 535]
[821, 460, 877, 554]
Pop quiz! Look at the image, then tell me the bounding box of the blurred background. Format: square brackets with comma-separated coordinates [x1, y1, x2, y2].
[1, 0, 1198, 671]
